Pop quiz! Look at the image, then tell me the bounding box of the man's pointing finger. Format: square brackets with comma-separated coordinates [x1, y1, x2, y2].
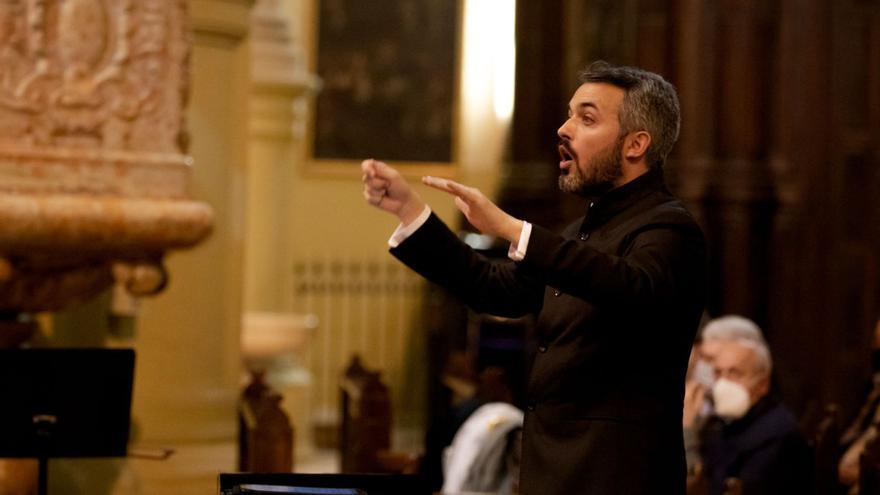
[422, 176, 474, 199]
[422, 176, 453, 193]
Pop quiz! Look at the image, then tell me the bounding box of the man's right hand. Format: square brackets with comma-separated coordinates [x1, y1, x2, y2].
[361, 159, 426, 225]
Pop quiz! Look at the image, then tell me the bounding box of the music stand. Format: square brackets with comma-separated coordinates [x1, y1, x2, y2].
[0, 348, 135, 495]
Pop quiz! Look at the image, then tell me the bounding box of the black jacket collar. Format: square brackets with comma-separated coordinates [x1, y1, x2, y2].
[582, 167, 668, 229]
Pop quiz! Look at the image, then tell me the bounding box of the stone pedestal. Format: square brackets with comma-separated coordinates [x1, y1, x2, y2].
[242, 311, 317, 461]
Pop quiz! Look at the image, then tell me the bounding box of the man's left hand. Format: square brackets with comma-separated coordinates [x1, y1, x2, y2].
[422, 176, 523, 243]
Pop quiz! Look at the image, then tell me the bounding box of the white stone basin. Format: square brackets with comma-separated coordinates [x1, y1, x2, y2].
[241, 311, 318, 364]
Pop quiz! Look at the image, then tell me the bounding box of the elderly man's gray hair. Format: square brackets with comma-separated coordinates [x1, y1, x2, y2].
[702, 315, 765, 344]
[730, 338, 773, 378]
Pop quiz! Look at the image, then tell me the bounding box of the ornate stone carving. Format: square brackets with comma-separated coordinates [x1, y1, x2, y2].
[0, 0, 185, 154]
[0, 0, 212, 312]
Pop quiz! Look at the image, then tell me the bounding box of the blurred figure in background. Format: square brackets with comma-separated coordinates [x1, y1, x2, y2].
[684, 315, 768, 476]
[696, 338, 812, 494]
[838, 319, 880, 493]
[441, 402, 523, 495]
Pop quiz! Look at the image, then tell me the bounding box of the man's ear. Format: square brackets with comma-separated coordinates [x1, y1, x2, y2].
[752, 374, 771, 403]
[623, 131, 652, 161]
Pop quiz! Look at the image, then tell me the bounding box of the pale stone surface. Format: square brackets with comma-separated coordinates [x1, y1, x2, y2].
[0, 0, 189, 160]
[0, 2, 246, 494]
[0, 0, 213, 311]
[0, 194, 212, 253]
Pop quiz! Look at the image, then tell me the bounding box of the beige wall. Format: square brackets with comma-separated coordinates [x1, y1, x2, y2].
[274, 0, 510, 270]
[243, 0, 513, 449]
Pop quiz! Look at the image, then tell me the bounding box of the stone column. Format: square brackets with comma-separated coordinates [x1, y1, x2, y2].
[244, 0, 319, 461]
[121, 1, 255, 493]
[245, 0, 317, 312]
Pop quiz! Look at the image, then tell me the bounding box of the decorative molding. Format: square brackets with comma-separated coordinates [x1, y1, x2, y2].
[0, 194, 212, 254]
[0, 148, 191, 198]
[0, 0, 188, 153]
[248, 0, 319, 139]
[190, 0, 255, 44]
[0, 192, 212, 311]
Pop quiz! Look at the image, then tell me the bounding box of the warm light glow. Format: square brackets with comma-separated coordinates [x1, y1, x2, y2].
[492, 0, 517, 120]
[463, 0, 517, 122]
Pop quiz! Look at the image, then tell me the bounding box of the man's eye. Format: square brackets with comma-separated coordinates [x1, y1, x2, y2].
[582, 116, 594, 124]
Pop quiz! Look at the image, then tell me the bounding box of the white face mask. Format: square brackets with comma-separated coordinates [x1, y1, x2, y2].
[712, 378, 751, 420]
[693, 359, 715, 388]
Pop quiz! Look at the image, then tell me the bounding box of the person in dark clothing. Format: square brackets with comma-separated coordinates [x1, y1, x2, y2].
[838, 319, 880, 490]
[361, 61, 707, 494]
[700, 338, 813, 495]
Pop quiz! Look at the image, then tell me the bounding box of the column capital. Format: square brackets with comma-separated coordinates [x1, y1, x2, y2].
[248, 0, 319, 139]
[250, 0, 320, 97]
[190, 0, 256, 44]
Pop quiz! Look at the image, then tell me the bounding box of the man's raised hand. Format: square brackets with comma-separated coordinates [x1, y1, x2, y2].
[422, 176, 523, 243]
[361, 159, 426, 225]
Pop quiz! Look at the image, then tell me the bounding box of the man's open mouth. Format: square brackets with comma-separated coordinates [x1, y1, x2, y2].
[558, 142, 575, 169]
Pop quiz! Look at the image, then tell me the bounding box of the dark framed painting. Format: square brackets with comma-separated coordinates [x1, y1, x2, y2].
[307, 0, 461, 174]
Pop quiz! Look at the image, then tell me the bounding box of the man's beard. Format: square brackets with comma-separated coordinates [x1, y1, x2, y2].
[558, 136, 625, 197]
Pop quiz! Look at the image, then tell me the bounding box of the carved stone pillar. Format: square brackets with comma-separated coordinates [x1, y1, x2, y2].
[0, 0, 213, 312]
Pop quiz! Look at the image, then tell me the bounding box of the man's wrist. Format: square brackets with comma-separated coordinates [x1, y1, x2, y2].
[397, 197, 426, 226]
[503, 218, 524, 243]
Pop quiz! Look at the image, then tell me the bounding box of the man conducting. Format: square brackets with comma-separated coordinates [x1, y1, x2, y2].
[361, 61, 706, 494]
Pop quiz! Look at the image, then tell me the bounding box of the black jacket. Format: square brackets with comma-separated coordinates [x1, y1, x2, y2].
[701, 396, 814, 495]
[391, 168, 707, 494]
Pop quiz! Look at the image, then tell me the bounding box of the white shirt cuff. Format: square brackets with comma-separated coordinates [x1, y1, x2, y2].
[507, 221, 532, 261]
[388, 205, 432, 248]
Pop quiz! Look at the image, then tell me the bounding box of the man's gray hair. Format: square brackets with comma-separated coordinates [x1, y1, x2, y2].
[578, 61, 681, 168]
[730, 338, 773, 378]
[704, 315, 772, 378]
[702, 315, 766, 344]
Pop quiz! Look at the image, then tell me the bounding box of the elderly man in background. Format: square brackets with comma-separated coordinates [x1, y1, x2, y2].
[683, 315, 768, 475]
[684, 315, 768, 432]
[690, 336, 812, 494]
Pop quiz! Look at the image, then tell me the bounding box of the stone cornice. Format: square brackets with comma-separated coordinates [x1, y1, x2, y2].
[190, 0, 256, 43]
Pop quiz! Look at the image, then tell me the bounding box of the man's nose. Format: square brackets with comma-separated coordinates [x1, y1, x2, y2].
[557, 118, 572, 140]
